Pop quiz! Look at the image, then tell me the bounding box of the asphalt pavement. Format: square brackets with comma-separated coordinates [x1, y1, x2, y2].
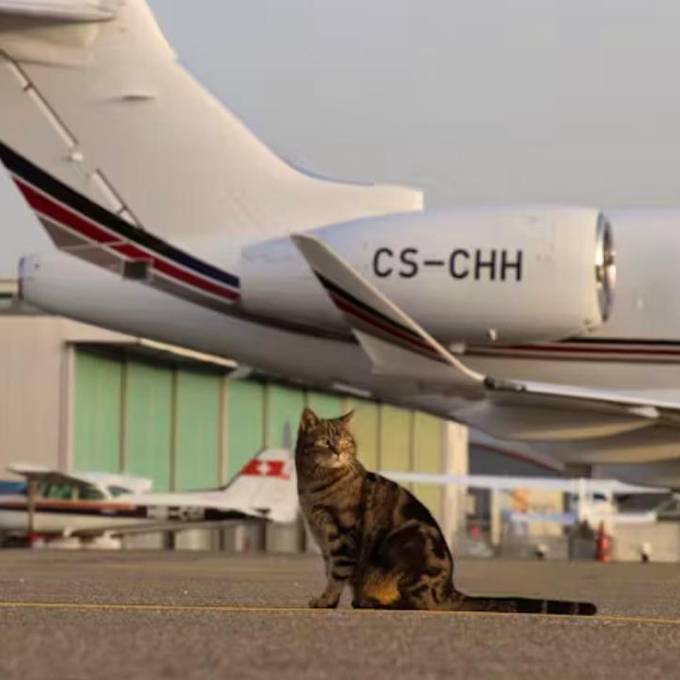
[1, 550, 680, 679]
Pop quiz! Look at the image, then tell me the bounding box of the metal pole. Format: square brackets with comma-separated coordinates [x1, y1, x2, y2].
[27, 479, 36, 541]
[577, 477, 587, 524]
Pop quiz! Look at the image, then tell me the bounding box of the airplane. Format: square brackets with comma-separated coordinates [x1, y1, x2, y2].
[0, 449, 297, 548]
[383, 471, 667, 524]
[1, 0, 680, 486]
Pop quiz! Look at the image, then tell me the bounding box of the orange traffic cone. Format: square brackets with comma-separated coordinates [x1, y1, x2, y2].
[595, 522, 612, 562]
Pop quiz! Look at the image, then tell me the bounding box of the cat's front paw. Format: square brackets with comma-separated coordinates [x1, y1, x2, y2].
[308, 594, 339, 609]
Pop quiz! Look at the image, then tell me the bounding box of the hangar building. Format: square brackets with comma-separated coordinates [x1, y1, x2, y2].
[0, 279, 469, 548]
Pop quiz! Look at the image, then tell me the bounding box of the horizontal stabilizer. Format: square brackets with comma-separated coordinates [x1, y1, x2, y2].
[381, 471, 668, 494]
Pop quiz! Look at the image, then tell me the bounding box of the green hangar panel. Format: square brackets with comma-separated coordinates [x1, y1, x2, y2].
[227, 379, 265, 476]
[73, 351, 122, 474]
[175, 370, 221, 490]
[267, 383, 305, 449]
[411, 412, 444, 518]
[306, 391, 343, 419]
[380, 405, 412, 472]
[346, 398, 380, 470]
[71, 349, 450, 525]
[123, 360, 173, 492]
[74, 351, 226, 491]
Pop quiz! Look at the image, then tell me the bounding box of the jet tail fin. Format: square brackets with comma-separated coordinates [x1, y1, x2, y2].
[220, 449, 298, 524]
[0, 0, 422, 250]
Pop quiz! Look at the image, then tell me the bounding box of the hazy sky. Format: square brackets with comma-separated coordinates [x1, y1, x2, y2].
[3, 0, 680, 274]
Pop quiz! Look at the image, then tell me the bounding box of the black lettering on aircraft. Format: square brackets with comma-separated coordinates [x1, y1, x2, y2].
[399, 248, 419, 278]
[167, 506, 206, 521]
[500, 249, 522, 281]
[371, 247, 523, 282]
[474, 249, 497, 281]
[449, 249, 470, 279]
[373, 248, 393, 277]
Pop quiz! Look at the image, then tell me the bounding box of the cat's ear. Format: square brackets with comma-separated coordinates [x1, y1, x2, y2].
[338, 410, 355, 427]
[300, 407, 320, 431]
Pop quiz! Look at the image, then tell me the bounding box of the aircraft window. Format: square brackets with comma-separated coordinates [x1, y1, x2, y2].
[40, 483, 75, 500]
[107, 485, 131, 498]
[36, 480, 105, 501]
[80, 486, 105, 501]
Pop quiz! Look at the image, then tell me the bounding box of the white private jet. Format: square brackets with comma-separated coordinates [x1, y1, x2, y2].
[0, 449, 297, 548]
[2, 1, 680, 485]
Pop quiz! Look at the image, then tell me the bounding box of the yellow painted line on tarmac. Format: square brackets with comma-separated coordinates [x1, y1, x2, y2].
[0, 601, 312, 614]
[1, 601, 680, 626]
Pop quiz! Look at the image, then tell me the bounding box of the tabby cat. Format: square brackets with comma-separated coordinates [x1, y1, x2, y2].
[296, 408, 596, 615]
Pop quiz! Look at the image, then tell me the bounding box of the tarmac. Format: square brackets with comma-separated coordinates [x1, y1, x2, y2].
[2, 551, 680, 679]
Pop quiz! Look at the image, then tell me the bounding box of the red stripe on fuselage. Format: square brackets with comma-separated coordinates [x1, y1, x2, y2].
[329, 292, 440, 359]
[111, 243, 240, 302]
[15, 177, 240, 303]
[0, 499, 137, 511]
[16, 179, 117, 245]
[472, 344, 680, 357]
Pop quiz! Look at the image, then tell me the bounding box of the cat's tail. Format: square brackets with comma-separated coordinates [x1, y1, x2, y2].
[449, 593, 596, 616]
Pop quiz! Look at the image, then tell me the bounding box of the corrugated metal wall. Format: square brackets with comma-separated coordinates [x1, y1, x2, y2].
[73, 351, 122, 473]
[71, 349, 447, 522]
[174, 371, 221, 490]
[124, 360, 173, 491]
[227, 380, 264, 477]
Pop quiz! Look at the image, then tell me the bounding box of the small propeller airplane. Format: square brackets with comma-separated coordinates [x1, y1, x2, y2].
[0, 449, 297, 548]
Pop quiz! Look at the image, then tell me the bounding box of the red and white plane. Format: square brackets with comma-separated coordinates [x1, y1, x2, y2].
[0, 449, 297, 548]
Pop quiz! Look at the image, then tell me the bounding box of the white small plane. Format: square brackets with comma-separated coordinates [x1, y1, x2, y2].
[0, 449, 297, 548]
[3, 1, 680, 486]
[384, 470, 667, 526]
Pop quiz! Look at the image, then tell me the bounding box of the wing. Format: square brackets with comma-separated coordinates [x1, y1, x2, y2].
[292, 234, 680, 442]
[69, 516, 263, 540]
[381, 471, 667, 494]
[7, 462, 104, 495]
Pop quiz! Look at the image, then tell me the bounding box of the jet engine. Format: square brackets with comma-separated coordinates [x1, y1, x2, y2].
[241, 206, 615, 345]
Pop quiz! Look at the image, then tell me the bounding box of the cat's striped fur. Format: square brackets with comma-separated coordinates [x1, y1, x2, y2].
[296, 408, 596, 615]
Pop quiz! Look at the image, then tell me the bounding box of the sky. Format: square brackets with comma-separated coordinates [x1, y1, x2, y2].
[3, 0, 680, 274]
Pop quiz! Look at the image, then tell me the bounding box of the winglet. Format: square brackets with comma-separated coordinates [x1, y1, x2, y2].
[291, 233, 484, 387]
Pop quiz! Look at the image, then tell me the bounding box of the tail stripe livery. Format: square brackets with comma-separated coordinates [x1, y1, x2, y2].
[0, 140, 241, 311]
[314, 271, 443, 362]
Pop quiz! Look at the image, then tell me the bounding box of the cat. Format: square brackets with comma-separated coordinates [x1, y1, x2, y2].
[295, 407, 596, 614]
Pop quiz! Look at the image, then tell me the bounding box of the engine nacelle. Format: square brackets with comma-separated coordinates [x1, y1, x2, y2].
[241, 206, 615, 345]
